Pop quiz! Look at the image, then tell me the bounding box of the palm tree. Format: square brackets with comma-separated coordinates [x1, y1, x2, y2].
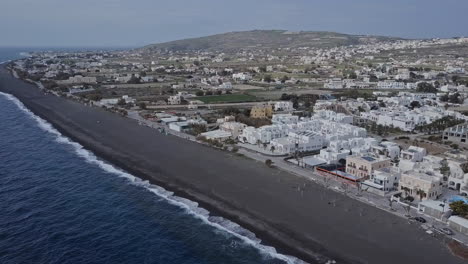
[416, 189, 426, 201]
[270, 145, 275, 153]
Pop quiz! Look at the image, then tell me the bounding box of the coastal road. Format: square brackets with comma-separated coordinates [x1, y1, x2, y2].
[1, 64, 466, 264]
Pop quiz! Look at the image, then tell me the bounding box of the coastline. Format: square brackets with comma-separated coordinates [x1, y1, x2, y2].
[0, 64, 465, 264]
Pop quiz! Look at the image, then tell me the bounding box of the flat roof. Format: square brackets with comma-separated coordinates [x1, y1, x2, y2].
[419, 200, 449, 211]
[449, 216, 468, 228]
[331, 170, 360, 180]
[201, 130, 232, 138]
[302, 157, 326, 167]
[362, 180, 383, 189]
[362, 156, 376, 162]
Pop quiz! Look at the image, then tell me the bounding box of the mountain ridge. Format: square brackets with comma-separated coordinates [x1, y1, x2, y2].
[139, 30, 403, 53]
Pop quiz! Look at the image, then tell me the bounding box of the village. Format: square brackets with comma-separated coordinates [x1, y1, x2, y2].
[9, 34, 468, 247]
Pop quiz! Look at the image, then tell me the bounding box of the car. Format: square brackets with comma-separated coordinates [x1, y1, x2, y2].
[412, 216, 427, 223]
[440, 228, 453, 235]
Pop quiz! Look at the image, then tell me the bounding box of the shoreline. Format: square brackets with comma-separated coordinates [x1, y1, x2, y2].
[0, 63, 465, 264]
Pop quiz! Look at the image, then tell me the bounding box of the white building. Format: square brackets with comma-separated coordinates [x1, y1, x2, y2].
[270, 131, 324, 154]
[324, 78, 344, 89]
[399, 172, 442, 200]
[169, 121, 189, 132]
[362, 167, 401, 195]
[377, 81, 406, 89]
[400, 146, 426, 162]
[220, 122, 247, 138]
[272, 114, 299, 124]
[274, 101, 294, 112]
[239, 125, 288, 144]
[232, 72, 252, 82]
[370, 141, 401, 160]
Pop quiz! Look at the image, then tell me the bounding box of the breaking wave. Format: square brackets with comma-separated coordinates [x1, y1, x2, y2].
[0, 91, 312, 264]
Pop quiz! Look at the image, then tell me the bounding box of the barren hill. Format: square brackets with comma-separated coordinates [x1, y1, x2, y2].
[140, 30, 401, 53]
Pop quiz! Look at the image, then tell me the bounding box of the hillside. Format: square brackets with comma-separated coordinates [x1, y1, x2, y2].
[140, 30, 401, 53]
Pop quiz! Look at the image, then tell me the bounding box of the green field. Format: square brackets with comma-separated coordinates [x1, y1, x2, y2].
[196, 94, 257, 103]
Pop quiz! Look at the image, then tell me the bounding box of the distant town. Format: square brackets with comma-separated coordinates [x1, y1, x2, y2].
[8, 31, 468, 253]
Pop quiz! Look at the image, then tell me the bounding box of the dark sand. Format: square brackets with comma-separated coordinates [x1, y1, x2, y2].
[0, 65, 464, 264]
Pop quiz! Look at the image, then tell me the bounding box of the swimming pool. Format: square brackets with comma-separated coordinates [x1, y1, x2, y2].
[449, 195, 468, 204]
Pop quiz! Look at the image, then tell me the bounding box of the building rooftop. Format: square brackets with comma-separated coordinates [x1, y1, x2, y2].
[362, 156, 376, 162]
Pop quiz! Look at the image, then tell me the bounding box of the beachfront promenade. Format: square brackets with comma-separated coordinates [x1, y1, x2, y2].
[1, 65, 466, 264]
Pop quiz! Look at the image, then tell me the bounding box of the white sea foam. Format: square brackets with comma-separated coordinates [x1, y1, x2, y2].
[0, 91, 315, 264]
[0, 60, 12, 65]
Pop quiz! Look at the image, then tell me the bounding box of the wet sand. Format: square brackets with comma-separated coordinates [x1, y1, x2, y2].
[0, 64, 464, 264]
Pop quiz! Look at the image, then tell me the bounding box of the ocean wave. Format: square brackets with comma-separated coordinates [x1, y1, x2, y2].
[0, 91, 312, 264]
[1, 60, 12, 65]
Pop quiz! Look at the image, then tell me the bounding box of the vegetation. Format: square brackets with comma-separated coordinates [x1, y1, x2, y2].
[440, 159, 451, 181]
[450, 201, 468, 218]
[127, 75, 141, 84]
[236, 115, 272, 128]
[440, 92, 464, 104]
[415, 116, 465, 134]
[138, 102, 147, 109]
[83, 93, 102, 101]
[416, 82, 437, 93]
[196, 94, 257, 103]
[189, 124, 207, 135]
[360, 121, 407, 136]
[265, 159, 273, 167]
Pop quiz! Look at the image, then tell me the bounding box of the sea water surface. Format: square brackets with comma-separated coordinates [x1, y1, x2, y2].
[0, 49, 303, 264]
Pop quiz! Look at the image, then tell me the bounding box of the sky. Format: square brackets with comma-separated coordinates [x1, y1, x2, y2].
[1, 0, 467, 47]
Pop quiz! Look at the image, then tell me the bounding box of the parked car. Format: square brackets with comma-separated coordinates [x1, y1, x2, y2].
[440, 227, 453, 235]
[412, 216, 427, 223]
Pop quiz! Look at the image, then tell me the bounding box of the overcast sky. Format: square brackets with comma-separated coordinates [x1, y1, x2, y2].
[1, 0, 467, 47]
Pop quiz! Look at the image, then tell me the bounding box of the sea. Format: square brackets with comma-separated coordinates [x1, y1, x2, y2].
[0, 48, 305, 264]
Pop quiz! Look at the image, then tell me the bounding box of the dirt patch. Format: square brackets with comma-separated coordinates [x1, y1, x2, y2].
[448, 240, 468, 260]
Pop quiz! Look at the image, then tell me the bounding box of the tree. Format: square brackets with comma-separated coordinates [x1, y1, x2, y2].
[86, 93, 102, 101]
[138, 102, 147, 109]
[265, 159, 273, 167]
[338, 158, 346, 167]
[127, 75, 141, 84]
[449, 92, 463, 104]
[450, 201, 468, 217]
[263, 75, 273, 83]
[116, 98, 126, 106]
[270, 145, 276, 153]
[410, 101, 421, 109]
[416, 82, 437, 93]
[440, 93, 449, 102]
[416, 189, 426, 201]
[195, 90, 204, 96]
[205, 91, 213, 96]
[402, 203, 411, 217]
[439, 159, 450, 181]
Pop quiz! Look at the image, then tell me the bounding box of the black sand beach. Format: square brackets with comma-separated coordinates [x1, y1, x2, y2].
[0, 64, 464, 264]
